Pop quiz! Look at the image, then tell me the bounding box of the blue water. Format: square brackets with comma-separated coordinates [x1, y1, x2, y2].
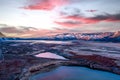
[29, 66, 120, 80]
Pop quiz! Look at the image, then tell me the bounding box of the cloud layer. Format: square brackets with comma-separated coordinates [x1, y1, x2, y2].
[0, 24, 67, 37]
[55, 11, 120, 27]
[0, 24, 37, 33]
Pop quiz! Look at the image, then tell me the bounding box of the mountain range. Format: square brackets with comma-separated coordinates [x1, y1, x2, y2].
[0, 31, 120, 42]
[40, 31, 120, 42]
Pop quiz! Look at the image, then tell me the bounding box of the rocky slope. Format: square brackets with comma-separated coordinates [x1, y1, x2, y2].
[0, 32, 5, 37]
[111, 31, 120, 38]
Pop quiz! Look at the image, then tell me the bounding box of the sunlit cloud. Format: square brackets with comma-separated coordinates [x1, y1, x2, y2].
[22, 0, 69, 11]
[55, 12, 120, 27]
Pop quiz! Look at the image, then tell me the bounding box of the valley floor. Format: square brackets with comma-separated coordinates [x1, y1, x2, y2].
[0, 40, 120, 80]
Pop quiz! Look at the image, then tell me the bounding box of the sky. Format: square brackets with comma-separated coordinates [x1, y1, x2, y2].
[0, 0, 120, 37]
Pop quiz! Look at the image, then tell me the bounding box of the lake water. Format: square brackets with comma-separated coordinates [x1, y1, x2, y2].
[5, 40, 72, 44]
[35, 52, 67, 60]
[29, 66, 120, 80]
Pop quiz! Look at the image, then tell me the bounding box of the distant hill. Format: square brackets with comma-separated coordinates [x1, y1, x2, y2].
[0, 32, 5, 37]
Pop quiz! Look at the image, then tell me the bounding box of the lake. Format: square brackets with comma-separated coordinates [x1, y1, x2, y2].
[35, 52, 67, 60]
[29, 66, 120, 80]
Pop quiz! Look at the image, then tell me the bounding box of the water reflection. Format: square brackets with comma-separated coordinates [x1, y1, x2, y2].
[35, 52, 67, 60]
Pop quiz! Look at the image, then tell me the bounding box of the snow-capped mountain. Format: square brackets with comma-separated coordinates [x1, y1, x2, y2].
[0, 31, 120, 42]
[41, 31, 120, 42]
[42, 32, 113, 40]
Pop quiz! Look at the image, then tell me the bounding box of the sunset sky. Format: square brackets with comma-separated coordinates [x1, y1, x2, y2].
[0, 0, 120, 37]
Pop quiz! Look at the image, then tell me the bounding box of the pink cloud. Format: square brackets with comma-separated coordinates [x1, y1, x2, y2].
[55, 12, 120, 27]
[65, 16, 98, 24]
[22, 0, 68, 11]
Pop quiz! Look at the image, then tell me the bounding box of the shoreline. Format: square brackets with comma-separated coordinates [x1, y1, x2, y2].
[1, 54, 120, 80]
[19, 57, 120, 80]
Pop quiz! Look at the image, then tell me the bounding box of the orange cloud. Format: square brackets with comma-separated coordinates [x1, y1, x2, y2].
[22, 0, 68, 11]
